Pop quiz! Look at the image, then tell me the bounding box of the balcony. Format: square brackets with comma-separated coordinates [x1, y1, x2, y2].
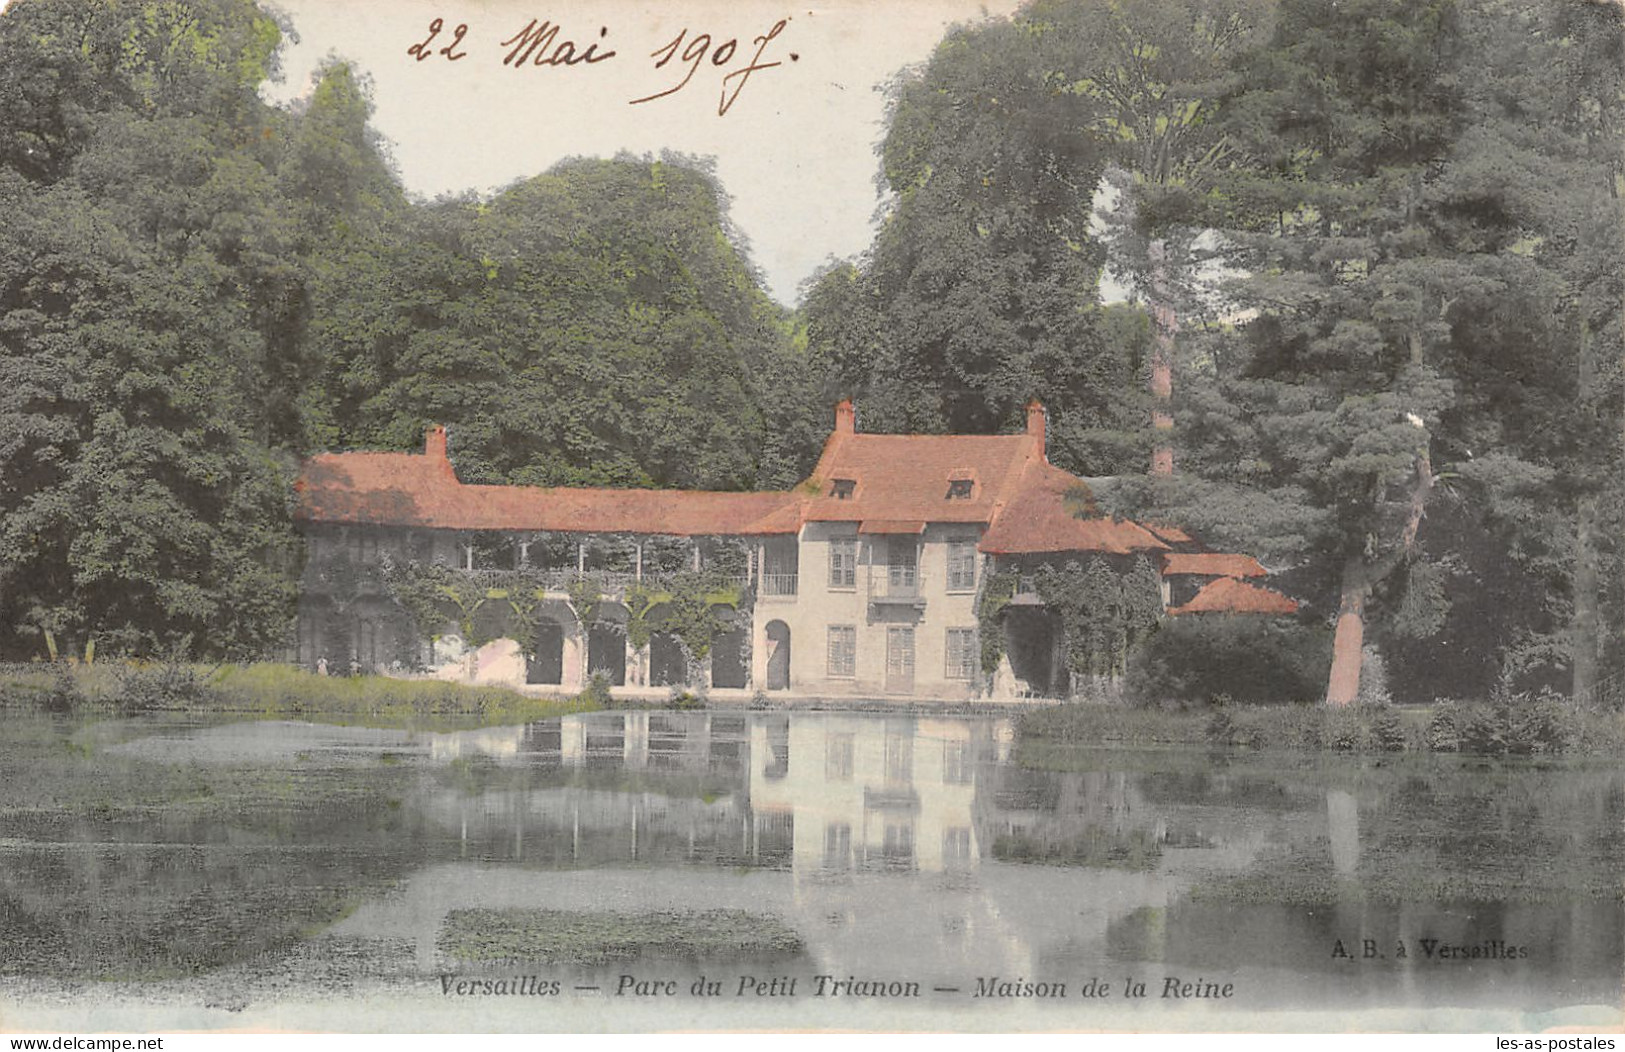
[868, 572, 925, 611]
[760, 573, 799, 600]
[457, 568, 750, 599]
[1008, 575, 1046, 607]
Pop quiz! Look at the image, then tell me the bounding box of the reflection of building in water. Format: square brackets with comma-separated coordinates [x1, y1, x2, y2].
[747, 715, 987, 877]
[403, 712, 1295, 982]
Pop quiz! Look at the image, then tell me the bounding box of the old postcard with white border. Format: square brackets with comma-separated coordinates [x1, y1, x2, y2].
[0, 0, 1621, 1036]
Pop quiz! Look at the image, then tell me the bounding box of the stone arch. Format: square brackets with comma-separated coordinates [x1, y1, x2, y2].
[527, 617, 565, 686]
[350, 595, 412, 672]
[1004, 605, 1064, 697]
[642, 602, 688, 687]
[296, 594, 334, 670]
[527, 598, 584, 689]
[469, 597, 521, 650]
[586, 602, 629, 686]
[765, 620, 791, 691]
[709, 605, 748, 690]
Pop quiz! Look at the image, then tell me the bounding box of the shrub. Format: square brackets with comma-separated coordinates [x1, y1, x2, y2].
[1461, 704, 1508, 755]
[1484, 688, 1573, 754]
[1320, 705, 1364, 751]
[667, 687, 705, 711]
[115, 662, 209, 714]
[1366, 704, 1408, 752]
[1125, 616, 1330, 707]
[41, 668, 84, 713]
[1426, 701, 1464, 752]
[582, 671, 614, 709]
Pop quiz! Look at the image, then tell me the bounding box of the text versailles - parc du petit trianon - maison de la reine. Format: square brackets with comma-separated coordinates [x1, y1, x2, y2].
[292, 400, 1296, 701]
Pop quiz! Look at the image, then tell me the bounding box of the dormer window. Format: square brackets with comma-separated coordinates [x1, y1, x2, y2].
[831, 478, 856, 500]
[946, 478, 974, 500]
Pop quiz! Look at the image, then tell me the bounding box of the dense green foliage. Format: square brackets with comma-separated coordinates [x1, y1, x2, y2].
[1100, 0, 1625, 701]
[0, 0, 814, 661]
[799, 15, 1149, 475]
[1124, 615, 1330, 706]
[1, 0, 1618, 711]
[307, 157, 818, 491]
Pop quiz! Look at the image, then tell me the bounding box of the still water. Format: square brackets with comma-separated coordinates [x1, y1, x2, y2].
[1, 710, 1620, 1028]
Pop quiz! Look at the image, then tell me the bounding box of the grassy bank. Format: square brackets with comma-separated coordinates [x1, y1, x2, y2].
[0, 661, 598, 730]
[438, 908, 804, 966]
[1016, 696, 1625, 757]
[0, 709, 427, 980]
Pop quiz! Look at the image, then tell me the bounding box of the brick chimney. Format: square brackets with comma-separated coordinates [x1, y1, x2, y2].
[425, 425, 449, 461]
[834, 399, 856, 434]
[1025, 400, 1047, 451]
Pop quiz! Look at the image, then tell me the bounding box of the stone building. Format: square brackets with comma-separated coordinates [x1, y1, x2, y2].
[293, 401, 1293, 700]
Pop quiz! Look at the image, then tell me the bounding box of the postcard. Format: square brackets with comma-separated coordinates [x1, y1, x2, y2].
[0, 0, 1621, 1037]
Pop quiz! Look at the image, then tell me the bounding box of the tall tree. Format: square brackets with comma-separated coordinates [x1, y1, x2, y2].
[801, 14, 1145, 475]
[309, 155, 808, 491]
[0, 0, 304, 658]
[1035, 0, 1270, 475]
[1117, 0, 1625, 705]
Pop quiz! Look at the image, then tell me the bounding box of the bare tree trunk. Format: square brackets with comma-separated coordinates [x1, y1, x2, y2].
[1572, 322, 1602, 703]
[1327, 449, 1435, 706]
[1573, 495, 1599, 703]
[1326, 558, 1370, 706]
[1148, 239, 1176, 476]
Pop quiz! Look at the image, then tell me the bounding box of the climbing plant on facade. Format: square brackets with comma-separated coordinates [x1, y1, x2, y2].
[976, 571, 1020, 675]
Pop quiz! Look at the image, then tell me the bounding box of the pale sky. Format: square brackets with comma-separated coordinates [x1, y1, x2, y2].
[256, 0, 1028, 305]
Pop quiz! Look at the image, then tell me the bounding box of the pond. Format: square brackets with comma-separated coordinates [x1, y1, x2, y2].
[0, 709, 1619, 1032]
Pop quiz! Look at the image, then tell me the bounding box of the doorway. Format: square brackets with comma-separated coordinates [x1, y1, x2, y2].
[885, 625, 915, 694]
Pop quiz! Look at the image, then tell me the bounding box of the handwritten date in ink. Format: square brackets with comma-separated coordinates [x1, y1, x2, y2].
[629, 18, 790, 116]
[403, 16, 794, 115]
[407, 18, 468, 62]
[501, 20, 616, 67]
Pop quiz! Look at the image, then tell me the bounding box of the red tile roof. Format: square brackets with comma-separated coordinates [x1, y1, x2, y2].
[296, 451, 800, 536]
[978, 461, 1170, 556]
[1162, 552, 1268, 578]
[1168, 577, 1299, 616]
[1147, 523, 1194, 545]
[804, 432, 1036, 525]
[859, 520, 926, 534]
[293, 408, 1177, 562]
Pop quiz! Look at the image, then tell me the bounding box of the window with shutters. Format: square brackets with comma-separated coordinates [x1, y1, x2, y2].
[827, 625, 856, 678]
[947, 541, 977, 591]
[945, 628, 977, 680]
[825, 732, 855, 781]
[828, 536, 856, 589]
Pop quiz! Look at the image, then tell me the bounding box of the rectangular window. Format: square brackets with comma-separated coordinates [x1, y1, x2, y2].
[831, 478, 856, 499]
[884, 729, 913, 785]
[828, 536, 856, 589]
[946, 479, 974, 500]
[945, 628, 977, 681]
[888, 540, 917, 592]
[947, 541, 977, 591]
[825, 733, 855, 781]
[882, 821, 915, 863]
[827, 625, 857, 678]
[824, 822, 852, 870]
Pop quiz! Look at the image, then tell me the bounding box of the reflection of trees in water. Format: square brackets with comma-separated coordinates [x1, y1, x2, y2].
[0, 778, 424, 980]
[7, 711, 1621, 994]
